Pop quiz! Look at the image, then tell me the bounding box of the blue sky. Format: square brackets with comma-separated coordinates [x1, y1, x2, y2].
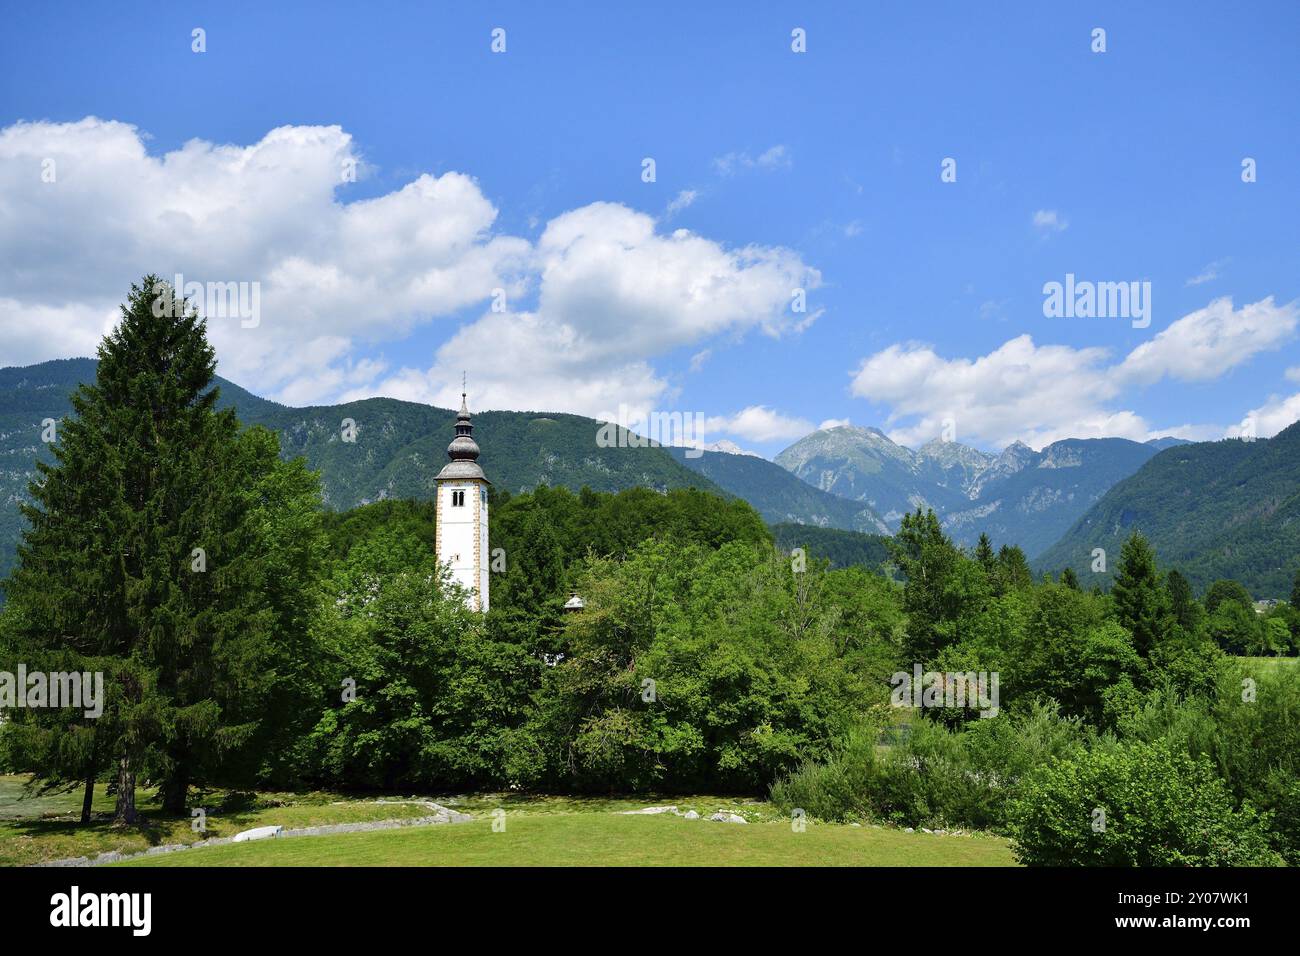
[2, 1, 1298, 456]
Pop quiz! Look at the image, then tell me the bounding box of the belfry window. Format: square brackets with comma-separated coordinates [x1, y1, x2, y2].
[451, 490, 466, 507]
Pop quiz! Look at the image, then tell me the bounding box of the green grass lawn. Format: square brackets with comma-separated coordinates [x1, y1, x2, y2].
[0, 774, 1016, 867]
[0, 775, 432, 867]
[119, 813, 1017, 867]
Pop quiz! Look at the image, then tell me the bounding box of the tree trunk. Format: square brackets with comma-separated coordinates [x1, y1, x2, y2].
[80, 769, 96, 824]
[114, 754, 137, 825]
[160, 760, 190, 816]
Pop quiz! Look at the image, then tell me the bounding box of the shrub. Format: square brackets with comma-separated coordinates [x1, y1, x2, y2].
[771, 703, 1088, 830]
[1006, 741, 1282, 866]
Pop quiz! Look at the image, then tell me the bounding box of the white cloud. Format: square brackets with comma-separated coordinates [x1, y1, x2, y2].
[1116, 296, 1298, 386]
[665, 189, 698, 217]
[369, 203, 820, 417]
[0, 118, 819, 421]
[1186, 259, 1227, 286]
[819, 417, 851, 430]
[848, 296, 1299, 449]
[713, 145, 792, 177]
[1032, 209, 1068, 234]
[851, 335, 1124, 448]
[703, 405, 814, 443]
[1284, 366, 1300, 384]
[0, 118, 529, 403]
[1235, 392, 1300, 439]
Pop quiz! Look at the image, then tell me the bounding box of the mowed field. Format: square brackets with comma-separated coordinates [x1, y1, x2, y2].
[0, 776, 1016, 867]
[119, 813, 1017, 867]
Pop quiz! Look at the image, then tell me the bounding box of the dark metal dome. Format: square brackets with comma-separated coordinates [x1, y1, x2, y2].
[436, 392, 489, 482]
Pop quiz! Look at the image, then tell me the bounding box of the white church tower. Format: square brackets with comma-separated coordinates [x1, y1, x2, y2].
[435, 388, 490, 612]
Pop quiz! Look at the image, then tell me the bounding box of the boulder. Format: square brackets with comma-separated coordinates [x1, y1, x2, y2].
[232, 825, 283, 843]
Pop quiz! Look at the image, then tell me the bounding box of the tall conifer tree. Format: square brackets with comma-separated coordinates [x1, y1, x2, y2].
[3, 277, 295, 821]
[1111, 532, 1174, 659]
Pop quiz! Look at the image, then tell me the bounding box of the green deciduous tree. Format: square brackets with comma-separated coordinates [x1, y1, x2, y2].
[1205, 578, 1254, 615]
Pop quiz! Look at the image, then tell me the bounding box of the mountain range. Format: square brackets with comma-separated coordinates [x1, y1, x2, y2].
[1036, 422, 1300, 596]
[0, 359, 882, 583]
[773, 425, 1185, 556]
[2, 358, 1295, 597]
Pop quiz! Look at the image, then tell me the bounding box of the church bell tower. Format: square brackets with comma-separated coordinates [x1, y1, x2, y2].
[435, 387, 490, 612]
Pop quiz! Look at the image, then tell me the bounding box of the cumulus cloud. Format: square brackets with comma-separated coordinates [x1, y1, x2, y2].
[819, 417, 851, 430]
[0, 117, 530, 402]
[1235, 391, 1300, 439]
[1115, 296, 1298, 386]
[851, 335, 1123, 448]
[703, 405, 814, 443]
[365, 203, 820, 417]
[849, 296, 1300, 448]
[0, 118, 819, 419]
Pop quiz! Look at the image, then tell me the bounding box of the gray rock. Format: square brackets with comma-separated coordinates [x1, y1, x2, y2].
[619, 805, 679, 815]
[683, 810, 700, 820]
[144, 843, 188, 855]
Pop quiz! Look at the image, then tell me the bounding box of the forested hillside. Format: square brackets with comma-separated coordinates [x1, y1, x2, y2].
[0, 359, 725, 584]
[1037, 424, 1300, 597]
[770, 523, 892, 571]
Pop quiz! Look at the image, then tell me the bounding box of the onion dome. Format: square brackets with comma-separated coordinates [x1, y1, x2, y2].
[435, 391, 490, 482]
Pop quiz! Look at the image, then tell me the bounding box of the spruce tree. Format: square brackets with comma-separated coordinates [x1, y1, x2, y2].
[4, 277, 288, 821]
[974, 533, 995, 572]
[888, 508, 960, 659]
[1110, 532, 1174, 658]
[1060, 567, 1080, 590]
[1166, 569, 1203, 634]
